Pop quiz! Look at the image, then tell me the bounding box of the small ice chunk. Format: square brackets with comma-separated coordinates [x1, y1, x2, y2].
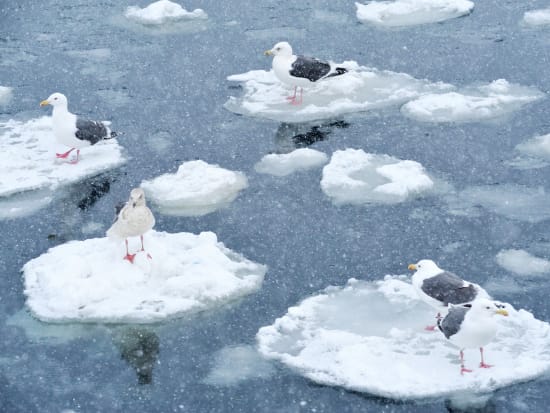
[355, 0, 474, 28]
[523, 8, 550, 27]
[254, 148, 328, 177]
[0, 86, 12, 106]
[125, 0, 207, 25]
[401, 79, 544, 123]
[321, 149, 434, 205]
[23, 231, 266, 323]
[516, 134, 550, 159]
[141, 160, 248, 216]
[496, 249, 550, 276]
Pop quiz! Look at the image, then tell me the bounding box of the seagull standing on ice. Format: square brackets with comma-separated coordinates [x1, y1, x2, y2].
[408, 259, 489, 330]
[40, 92, 118, 164]
[438, 299, 508, 375]
[264, 41, 348, 105]
[107, 188, 155, 263]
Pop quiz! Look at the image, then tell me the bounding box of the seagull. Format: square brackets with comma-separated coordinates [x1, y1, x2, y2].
[264, 41, 348, 105]
[408, 259, 489, 330]
[40, 92, 118, 164]
[438, 299, 508, 375]
[107, 188, 155, 263]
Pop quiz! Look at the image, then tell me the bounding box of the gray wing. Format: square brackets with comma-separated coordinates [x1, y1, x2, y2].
[421, 272, 478, 305]
[290, 56, 332, 82]
[438, 305, 469, 339]
[75, 118, 108, 145]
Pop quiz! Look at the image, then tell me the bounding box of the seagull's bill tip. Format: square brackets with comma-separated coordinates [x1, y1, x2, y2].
[39, 100, 49, 107]
[408, 264, 416, 271]
[496, 309, 509, 316]
[264, 49, 273, 56]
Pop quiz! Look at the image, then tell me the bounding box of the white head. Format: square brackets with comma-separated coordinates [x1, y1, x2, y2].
[40, 92, 68, 108]
[129, 188, 147, 208]
[408, 259, 443, 279]
[264, 41, 293, 57]
[459, 298, 509, 319]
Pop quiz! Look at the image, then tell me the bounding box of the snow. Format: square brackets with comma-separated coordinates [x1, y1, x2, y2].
[0, 86, 12, 106]
[254, 148, 328, 177]
[401, 79, 544, 122]
[225, 64, 452, 123]
[140, 160, 248, 216]
[0, 116, 125, 198]
[257, 276, 550, 400]
[321, 149, 434, 205]
[496, 249, 550, 276]
[522, 9, 550, 27]
[355, 0, 474, 28]
[124, 0, 207, 25]
[23, 230, 266, 323]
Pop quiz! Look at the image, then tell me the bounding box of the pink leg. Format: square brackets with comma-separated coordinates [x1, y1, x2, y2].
[68, 149, 80, 164]
[140, 235, 152, 260]
[460, 350, 472, 375]
[56, 148, 75, 159]
[286, 86, 297, 102]
[123, 239, 136, 263]
[479, 347, 492, 368]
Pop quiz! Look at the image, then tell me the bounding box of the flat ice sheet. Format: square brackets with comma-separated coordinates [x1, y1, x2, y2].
[355, 0, 474, 28]
[321, 148, 435, 205]
[257, 276, 550, 400]
[125, 0, 207, 25]
[225, 64, 452, 123]
[23, 231, 266, 323]
[401, 79, 544, 122]
[522, 8, 550, 27]
[141, 160, 248, 216]
[255, 148, 328, 177]
[0, 116, 125, 198]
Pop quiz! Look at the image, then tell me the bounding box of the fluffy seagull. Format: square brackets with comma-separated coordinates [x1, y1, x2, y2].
[438, 299, 508, 375]
[408, 259, 489, 330]
[40, 92, 118, 164]
[107, 188, 155, 263]
[264, 41, 348, 105]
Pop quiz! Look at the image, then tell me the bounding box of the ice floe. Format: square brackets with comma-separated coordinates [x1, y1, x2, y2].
[124, 0, 207, 25]
[0, 86, 12, 106]
[255, 148, 328, 177]
[508, 134, 550, 169]
[23, 231, 266, 323]
[321, 148, 434, 205]
[445, 184, 550, 223]
[496, 249, 550, 276]
[257, 276, 550, 399]
[522, 8, 550, 27]
[225, 64, 452, 123]
[0, 116, 125, 198]
[141, 160, 248, 216]
[355, 0, 474, 28]
[401, 79, 544, 122]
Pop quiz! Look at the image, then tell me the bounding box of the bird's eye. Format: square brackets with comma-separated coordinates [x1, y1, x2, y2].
[54, 97, 58, 100]
[486, 306, 490, 309]
[276, 47, 281, 51]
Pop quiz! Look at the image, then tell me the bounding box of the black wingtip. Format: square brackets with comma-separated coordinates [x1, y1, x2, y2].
[109, 131, 123, 139]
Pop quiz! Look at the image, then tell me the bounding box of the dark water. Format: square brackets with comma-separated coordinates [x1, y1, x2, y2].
[1, 0, 550, 411]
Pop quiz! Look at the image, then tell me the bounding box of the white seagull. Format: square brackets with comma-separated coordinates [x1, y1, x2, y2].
[107, 188, 155, 263]
[40, 92, 118, 164]
[264, 41, 348, 105]
[408, 259, 489, 330]
[438, 299, 508, 375]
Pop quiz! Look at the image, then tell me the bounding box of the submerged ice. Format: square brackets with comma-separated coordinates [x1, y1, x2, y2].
[496, 249, 550, 277]
[254, 148, 328, 177]
[522, 8, 550, 27]
[124, 0, 207, 25]
[0, 86, 12, 106]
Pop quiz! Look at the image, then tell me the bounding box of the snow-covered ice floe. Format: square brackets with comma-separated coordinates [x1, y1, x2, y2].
[0, 116, 125, 197]
[496, 249, 550, 277]
[257, 276, 550, 400]
[321, 148, 434, 205]
[225, 63, 452, 123]
[141, 160, 248, 216]
[355, 0, 474, 28]
[124, 0, 207, 25]
[23, 231, 266, 323]
[522, 8, 550, 27]
[255, 148, 328, 177]
[401, 79, 544, 122]
[0, 86, 12, 106]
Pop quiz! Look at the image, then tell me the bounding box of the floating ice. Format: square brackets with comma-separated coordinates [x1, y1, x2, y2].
[0, 86, 12, 106]
[496, 249, 550, 276]
[257, 276, 550, 400]
[141, 160, 248, 216]
[401, 79, 544, 122]
[124, 0, 207, 25]
[445, 184, 550, 223]
[321, 149, 434, 205]
[203, 345, 276, 386]
[23, 231, 266, 323]
[255, 148, 328, 177]
[355, 0, 474, 28]
[522, 9, 550, 27]
[516, 134, 550, 160]
[225, 64, 452, 123]
[0, 117, 125, 198]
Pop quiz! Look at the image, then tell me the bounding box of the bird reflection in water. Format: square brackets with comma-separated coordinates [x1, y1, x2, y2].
[113, 327, 160, 385]
[274, 119, 349, 153]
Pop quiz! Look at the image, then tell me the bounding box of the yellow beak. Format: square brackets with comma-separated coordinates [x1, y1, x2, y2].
[496, 309, 509, 316]
[264, 49, 273, 56]
[408, 264, 416, 271]
[40, 100, 49, 107]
